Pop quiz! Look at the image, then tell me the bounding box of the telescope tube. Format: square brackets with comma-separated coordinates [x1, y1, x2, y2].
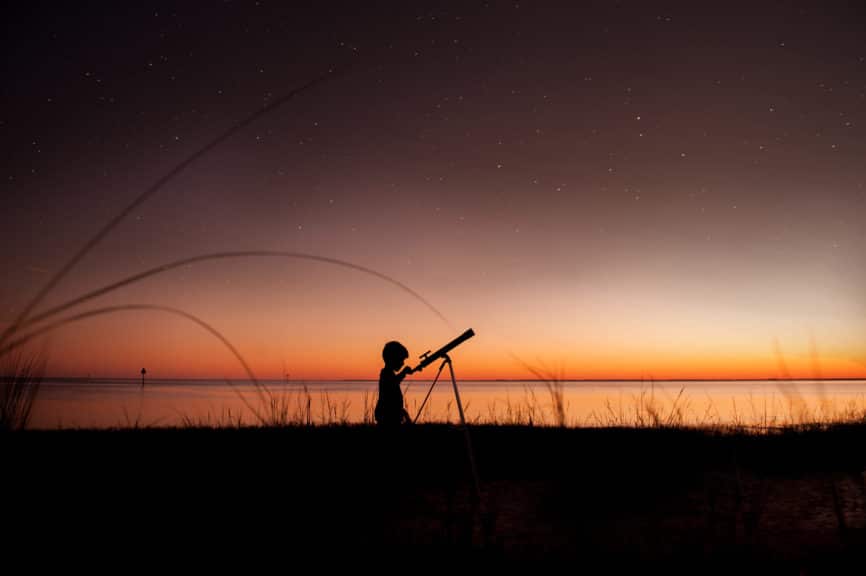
[413, 328, 475, 372]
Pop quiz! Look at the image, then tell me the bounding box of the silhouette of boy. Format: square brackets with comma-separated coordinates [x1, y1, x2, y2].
[375, 341, 414, 426]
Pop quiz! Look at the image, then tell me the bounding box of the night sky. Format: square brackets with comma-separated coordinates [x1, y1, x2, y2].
[3, 1, 865, 380]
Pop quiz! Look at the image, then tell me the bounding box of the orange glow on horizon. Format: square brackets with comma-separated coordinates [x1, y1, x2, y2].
[23, 322, 866, 382]
[4, 246, 863, 383]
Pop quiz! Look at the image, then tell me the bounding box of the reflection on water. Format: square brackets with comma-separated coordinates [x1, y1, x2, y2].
[27, 379, 866, 430]
[30, 379, 866, 428]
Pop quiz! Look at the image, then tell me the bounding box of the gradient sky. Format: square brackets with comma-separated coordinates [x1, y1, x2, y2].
[2, 1, 865, 380]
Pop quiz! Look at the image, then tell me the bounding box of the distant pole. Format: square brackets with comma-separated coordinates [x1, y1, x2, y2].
[140, 367, 147, 387]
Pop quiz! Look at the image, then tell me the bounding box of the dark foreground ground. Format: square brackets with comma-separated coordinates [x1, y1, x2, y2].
[5, 424, 866, 572]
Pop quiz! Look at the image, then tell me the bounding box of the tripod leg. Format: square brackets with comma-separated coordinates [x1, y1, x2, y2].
[447, 357, 482, 504]
[413, 359, 447, 424]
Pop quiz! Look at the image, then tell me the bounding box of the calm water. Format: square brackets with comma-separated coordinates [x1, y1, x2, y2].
[28, 378, 866, 429]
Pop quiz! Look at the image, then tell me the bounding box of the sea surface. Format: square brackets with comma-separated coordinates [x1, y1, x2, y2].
[27, 378, 866, 429]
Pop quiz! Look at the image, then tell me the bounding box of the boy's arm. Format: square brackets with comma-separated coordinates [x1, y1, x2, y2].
[397, 366, 414, 380]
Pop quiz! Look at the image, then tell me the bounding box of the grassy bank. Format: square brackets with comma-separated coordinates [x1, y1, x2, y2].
[5, 423, 866, 570]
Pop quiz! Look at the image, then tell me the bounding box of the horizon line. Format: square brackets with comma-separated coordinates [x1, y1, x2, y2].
[39, 376, 866, 383]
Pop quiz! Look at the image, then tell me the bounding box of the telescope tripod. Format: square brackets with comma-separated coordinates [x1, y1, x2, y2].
[411, 354, 481, 503]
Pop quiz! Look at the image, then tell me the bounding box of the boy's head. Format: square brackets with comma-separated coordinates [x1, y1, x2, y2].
[382, 341, 409, 370]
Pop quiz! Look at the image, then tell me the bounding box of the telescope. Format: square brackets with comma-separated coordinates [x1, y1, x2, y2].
[407, 327, 480, 502]
[412, 328, 475, 373]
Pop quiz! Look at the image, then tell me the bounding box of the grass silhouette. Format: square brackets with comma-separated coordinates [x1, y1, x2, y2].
[0, 69, 345, 353]
[0, 354, 44, 431]
[1, 304, 275, 423]
[14, 251, 453, 336]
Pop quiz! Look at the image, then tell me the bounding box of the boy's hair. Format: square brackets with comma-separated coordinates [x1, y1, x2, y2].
[382, 341, 409, 363]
